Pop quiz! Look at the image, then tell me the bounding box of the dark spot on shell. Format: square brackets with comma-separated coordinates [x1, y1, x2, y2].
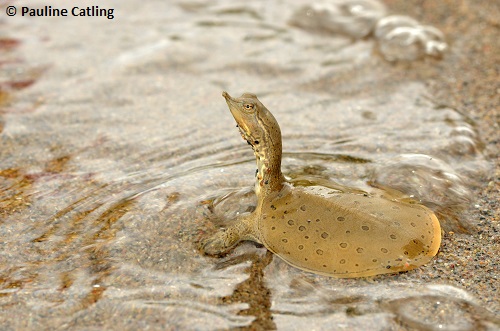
[304, 236, 309, 239]
[355, 264, 359, 267]
[390, 234, 397, 240]
[321, 232, 329, 239]
[372, 259, 377, 262]
[272, 216, 275, 219]
[340, 259, 346, 264]
[300, 205, 306, 211]
[316, 218, 320, 222]
[356, 247, 364, 253]
[282, 239, 288, 243]
[299, 226, 306, 231]
[284, 211, 288, 214]
[362, 226, 369, 231]
[386, 265, 391, 269]
[287, 220, 294, 226]
[298, 245, 304, 250]
[411, 222, 416, 227]
[271, 227, 276, 230]
[421, 235, 425, 239]
[404, 251, 409, 255]
[323, 265, 327, 268]
[417, 214, 421, 217]
[402, 238, 425, 259]
[346, 230, 351, 234]
[254, 140, 259, 144]
[264, 180, 268, 185]
[305, 258, 308, 261]
[340, 243, 347, 248]
[316, 249, 323, 255]
[337, 216, 345, 222]
[381, 248, 388, 253]
[271, 205, 276, 210]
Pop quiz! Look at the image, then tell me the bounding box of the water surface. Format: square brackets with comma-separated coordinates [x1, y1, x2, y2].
[0, 0, 498, 330]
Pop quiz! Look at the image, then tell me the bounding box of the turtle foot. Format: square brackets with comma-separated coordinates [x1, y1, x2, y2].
[201, 228, 239, 256]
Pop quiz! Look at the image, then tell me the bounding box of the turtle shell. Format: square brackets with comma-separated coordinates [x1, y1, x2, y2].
[259, 184, 441, 277]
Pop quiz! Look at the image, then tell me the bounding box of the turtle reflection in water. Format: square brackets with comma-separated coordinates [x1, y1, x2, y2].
[201, 91, 441, 278]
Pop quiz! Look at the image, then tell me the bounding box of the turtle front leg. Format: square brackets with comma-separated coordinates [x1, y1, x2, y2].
[201, 214, 257, 256]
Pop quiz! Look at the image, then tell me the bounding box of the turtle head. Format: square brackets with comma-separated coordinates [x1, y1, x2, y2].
[222, 91, 285, 195]
[222, 91, 281, 148]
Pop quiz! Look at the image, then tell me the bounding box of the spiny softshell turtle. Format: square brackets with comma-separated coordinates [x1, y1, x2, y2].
[202, 92, 441, 278]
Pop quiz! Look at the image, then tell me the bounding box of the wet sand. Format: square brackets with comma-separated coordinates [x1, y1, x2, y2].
[0, 0, 499, 330]
[393, 0, 500, 313]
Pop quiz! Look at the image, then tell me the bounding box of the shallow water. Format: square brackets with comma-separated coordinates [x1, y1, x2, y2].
[0, 0, 498, 330]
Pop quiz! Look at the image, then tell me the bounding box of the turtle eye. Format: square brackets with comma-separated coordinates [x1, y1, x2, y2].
[243, 103, 254, 111]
